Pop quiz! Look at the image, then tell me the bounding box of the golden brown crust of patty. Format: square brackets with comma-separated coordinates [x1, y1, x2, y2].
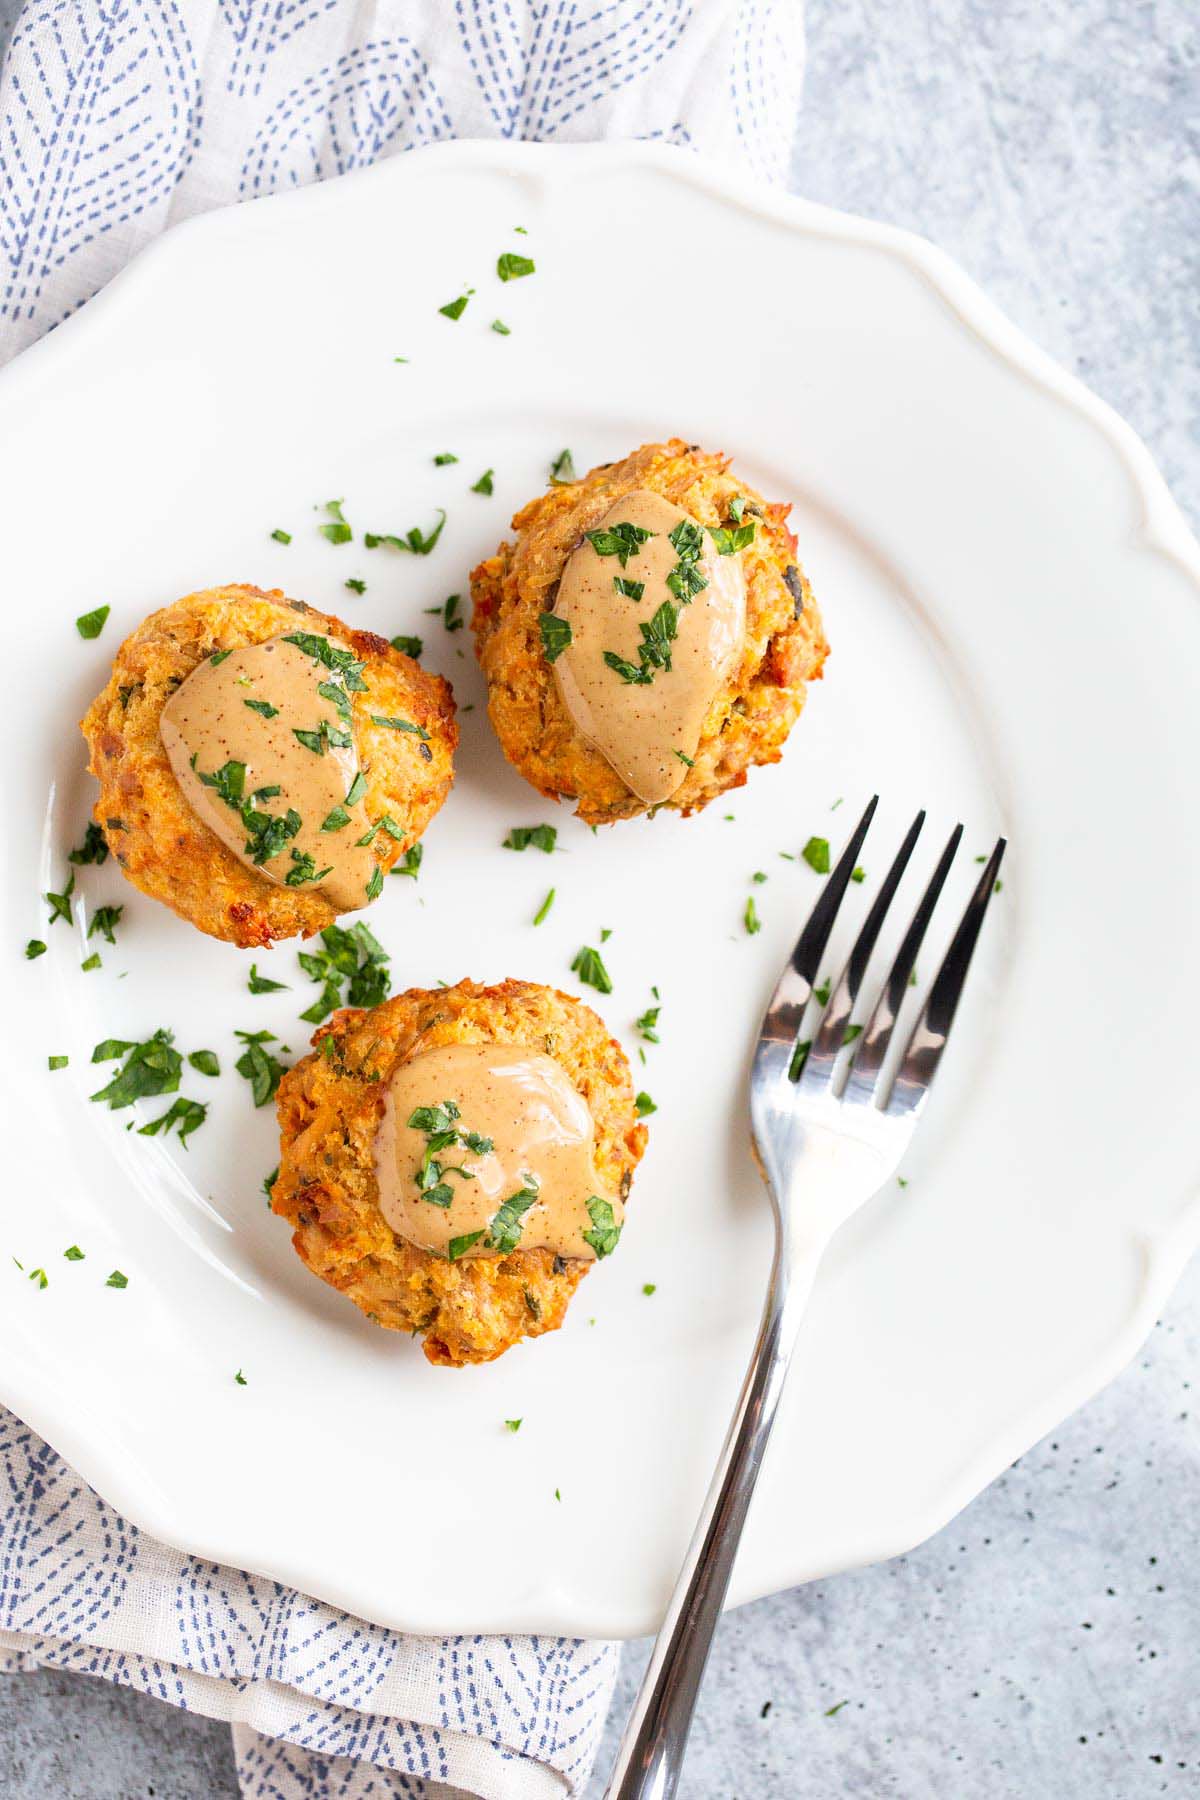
[272, 979, 647, 1367]
[470, 439, 828, 825]
[80, 584, 457, 947]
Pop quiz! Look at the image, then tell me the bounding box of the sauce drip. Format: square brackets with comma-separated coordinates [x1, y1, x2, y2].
[551, 490, 746, 803]
[373, 1043, 624, 1262]
[160, 634, 377, 911]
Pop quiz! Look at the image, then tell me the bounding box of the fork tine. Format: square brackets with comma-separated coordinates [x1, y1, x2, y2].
[756, 796, 878, 1054]
[842, 822, 963, 1105]
[884, 836, 1007, 1117]
[800, 810, 926, 1089]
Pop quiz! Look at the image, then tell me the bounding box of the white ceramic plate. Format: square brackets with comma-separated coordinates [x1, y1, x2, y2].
[2, 143, 1199, 1640]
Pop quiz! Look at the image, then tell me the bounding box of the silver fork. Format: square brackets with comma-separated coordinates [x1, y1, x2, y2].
[604, 796, 1006, 1800]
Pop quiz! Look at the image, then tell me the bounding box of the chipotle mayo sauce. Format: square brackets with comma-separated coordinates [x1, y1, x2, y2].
[550, 490, 746, 804]
[160, 634, 377, 911]
[373, 1043, 624, 1262]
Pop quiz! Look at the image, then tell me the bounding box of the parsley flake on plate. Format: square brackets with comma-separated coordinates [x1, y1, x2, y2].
[69, 822, 109, 866]
[45, 872, 75, 926]
[571, 945, 612, 994]
[802, 836, 831, 874]
[390, 635, 423, 659]
[496, 252, 535, 281]
[248, 963, 289, 994]
[234, 1029, 287, 1108]
[439, 294, 470, 320]
[318, 498, 352, 545]
[549, 448, 576, 485]
[91, 1030, 182, 1109]
[25, 939, 46, 960]
[634, 1091, 656, 1117]
[532, 888, 555, 926]
[270, 528, 292, 545]
[76, 605, 110, 640]
[48, 1055, 68, 1071]
[471, 468, 495, 496]
[503, 824, 556, 853]
[105, 1269, 128, 1289]
[188, 1050, 220, 1077]
[88, 904, 123, 944]
[364, 511, 446, 556]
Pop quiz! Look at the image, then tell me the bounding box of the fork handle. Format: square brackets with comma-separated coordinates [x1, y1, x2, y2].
[603, 1243, 817, 1800]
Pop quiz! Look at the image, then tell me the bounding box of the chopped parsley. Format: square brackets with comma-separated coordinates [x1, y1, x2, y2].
[188, 1049, 220, 1077]
[851, 866, 866, 884]
[728, 496, 747, 523]
[48, 1055, 68, 1071]
[471, 469, 495, 496]
[487, 1177, 540, 1254]
[344, 771, 367, 807]
[69, 823, 109, 866]
[244, 698, 280, 719]
[248, 963, 289, 994]
[503, 824, 557, 853]
[319, 498, 352, 545]
[390, 635, 422, 659]
[439, 294, 470, 320]
[321, 805, 351, 833]
[138, 1095, 207, 1149]
[635, 1001, 661, 1043]
[433, 452, 459, 466]
[813, 979, 831, 1006]
[45, 872, 75, 926]
[842, 1024, 863, 1047]
[80, 952, 101, 972]
[270, 528, 292, 544]
[76, 605, 110, 640]
[105, 1270, 128, 1289]
[392, 844, 422, 879]
[209, 650, 233, 666]
[634, 1091, 656, 1117]
[264, 1166, 279, 1199]
[64, 1245, 84, 1261]
[539, 613, 572, 662]
[365, 865, 384, 901]
[752, 871, 767, 884]
[505, 1418, 522, 1433]
[88, 905, 123, 944]
[284, 848, 333, 888]
[421, 591, 462, 632]
[370, 713, 429, 739]
[25, 939, 46, 960]
[549, 448, 576, 485]
[298, 920, 390, 1021]
[91, 1030, 182, 1109]
[344, 577, 367, 596]
[586, 522, 652, 567]
[613, 576, 645, 600]
[234, 1369, 248, 1385]
[282, 633, 367, 690]
[789, 1039, 811, 1081]
[570, 945, 612, 994]
[744, 896, 761, 935]
[496, 252, 535, 281]
[491, 318, 511, 334]
[643, 1282, 657, 1295]
[583, 1196, 621, 1258]
[448, 1231, 484, 1261]
[802, 836, 831, 874]
[234, 1029, 287, 1107]
[709, 523, 757, 555]
[364, 511, 447, 556]
[29, 1268, 48, 1289]
[533, 888, 555, 926]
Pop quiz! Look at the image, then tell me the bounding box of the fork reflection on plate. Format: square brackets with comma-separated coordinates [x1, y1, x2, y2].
[605, 796, 1006, 1800]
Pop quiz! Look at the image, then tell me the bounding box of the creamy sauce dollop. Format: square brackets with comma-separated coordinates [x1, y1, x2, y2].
[160, 634, 377, 910]
[373, 1043, 624, 1262]
[551, 490, 746, 803]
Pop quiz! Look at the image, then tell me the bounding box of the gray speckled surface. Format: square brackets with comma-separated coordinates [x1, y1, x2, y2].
[1, 1, 1197, 1796]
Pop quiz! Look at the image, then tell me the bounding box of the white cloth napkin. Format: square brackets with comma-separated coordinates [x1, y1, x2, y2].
[0, 2, 805, 1794]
